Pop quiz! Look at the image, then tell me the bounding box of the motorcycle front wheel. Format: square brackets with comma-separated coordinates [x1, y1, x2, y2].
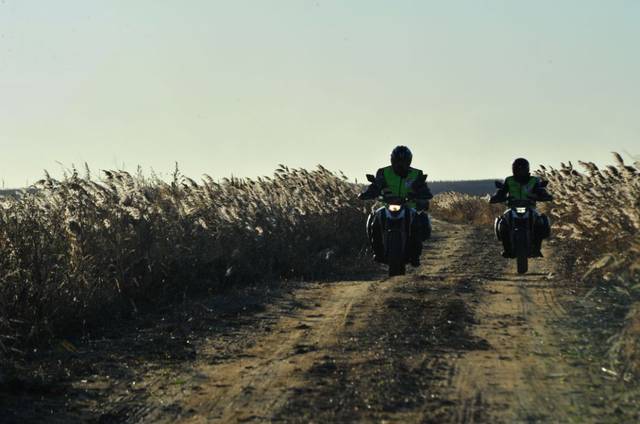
[514, 230, 529, 274]
[387, 231, 406, 277]
[388, 260, 406, 277]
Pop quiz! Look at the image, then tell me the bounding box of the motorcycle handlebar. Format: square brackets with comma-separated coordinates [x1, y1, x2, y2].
[380, 194, 409, 204]
[508, 199, 535, 208]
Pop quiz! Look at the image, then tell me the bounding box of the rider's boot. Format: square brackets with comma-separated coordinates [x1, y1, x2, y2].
[532, 238, 544, 258]
[501, 238, 513, 258]
[370, 219, 385, 263]
[409, 237, 422, 267]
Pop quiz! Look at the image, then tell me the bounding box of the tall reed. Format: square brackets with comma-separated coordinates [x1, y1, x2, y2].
[538, 153, 640, 377]
[0, 165, 369, 367]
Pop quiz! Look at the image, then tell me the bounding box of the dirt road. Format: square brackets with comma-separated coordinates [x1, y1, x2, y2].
[2, 221, 620, 423]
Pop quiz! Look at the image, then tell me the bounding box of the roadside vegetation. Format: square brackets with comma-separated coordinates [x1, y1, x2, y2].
[538, 153, 640, 379]
[0, 165, 369, 376]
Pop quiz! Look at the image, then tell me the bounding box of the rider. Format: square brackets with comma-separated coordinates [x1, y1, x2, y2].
[358, 146, 433, 267]
[490, 158, 553, 258]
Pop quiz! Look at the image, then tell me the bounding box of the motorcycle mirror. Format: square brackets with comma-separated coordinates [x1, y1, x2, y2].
[494, 180, 505, 189]
[366, 174, 376, 183]
[411, 174, 427, 190]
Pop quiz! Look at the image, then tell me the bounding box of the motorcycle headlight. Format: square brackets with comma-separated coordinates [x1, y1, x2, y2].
[388, 204, 402, 212]
[515, 207, 527, 214]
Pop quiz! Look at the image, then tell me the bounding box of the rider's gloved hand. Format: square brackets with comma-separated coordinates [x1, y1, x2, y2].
[415, 199, 430, 211]
[358, 189, 378, 200]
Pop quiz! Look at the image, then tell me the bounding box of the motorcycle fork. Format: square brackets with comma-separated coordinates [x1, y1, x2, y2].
[382, 210, 412, 259]
[510, 216, 531, 256]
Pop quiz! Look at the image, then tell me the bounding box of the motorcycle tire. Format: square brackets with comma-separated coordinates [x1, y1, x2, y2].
[387, 232, 406, 277]
[514, 230, 529, 274]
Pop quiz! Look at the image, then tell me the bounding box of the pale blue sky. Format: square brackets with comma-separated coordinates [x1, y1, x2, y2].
[1, 0, 638, 187]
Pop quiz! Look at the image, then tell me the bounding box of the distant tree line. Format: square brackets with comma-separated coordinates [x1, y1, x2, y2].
[0, 189, 20, 198]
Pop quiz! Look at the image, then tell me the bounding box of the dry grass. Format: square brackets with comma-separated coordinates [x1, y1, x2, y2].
[430, 192, 503, 225]
[537, 153, 640, 378]
[0, 165, 369, 369]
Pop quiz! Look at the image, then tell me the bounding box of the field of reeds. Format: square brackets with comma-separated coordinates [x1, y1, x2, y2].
[0, 165, 369, 372]
[537, 153, 640, 377]
[430, 191, 503, 225]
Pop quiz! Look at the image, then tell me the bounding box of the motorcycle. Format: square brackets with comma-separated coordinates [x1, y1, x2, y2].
[493, 180, 549, 274]
[365, 173, 426, 277]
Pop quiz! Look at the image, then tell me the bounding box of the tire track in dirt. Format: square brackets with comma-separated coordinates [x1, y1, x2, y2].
[273, 221, 499, 423]
[173, 281, 372, 423]
[442, 245, 609, 423]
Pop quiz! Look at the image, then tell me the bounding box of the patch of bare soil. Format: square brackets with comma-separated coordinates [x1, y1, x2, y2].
[274, 223, 499, 423]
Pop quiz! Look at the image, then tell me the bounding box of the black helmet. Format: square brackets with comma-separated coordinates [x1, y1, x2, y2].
[512, 158, 530, 181]
[391, 146, 413, 177]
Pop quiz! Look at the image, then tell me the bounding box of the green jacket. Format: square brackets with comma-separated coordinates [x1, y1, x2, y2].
[490, 175, 553, 205]
[378, 166, 429, 209]
[359, 166, 433, 209]
[505, 176, 539, 200]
